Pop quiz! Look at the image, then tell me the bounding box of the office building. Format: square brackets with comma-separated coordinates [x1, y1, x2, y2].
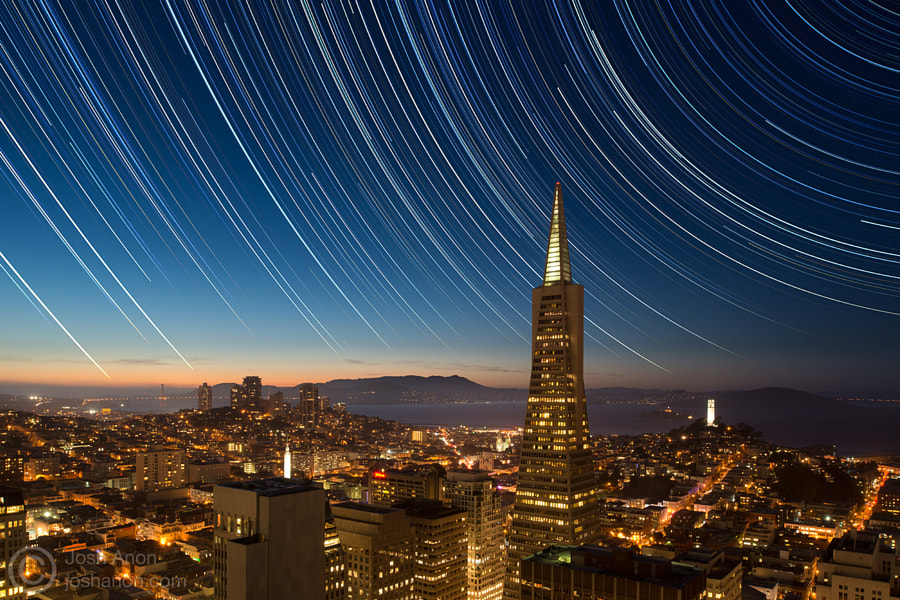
[332, 502, 414, 600]
[136, 449, 185, 493]
[325, 511, 347, 600]
[505, 183, 601, 599]
[0, 485, 26, 600]
[520, 545, 706, 600]
[369, 465, 445, 506]
[444, 470, 505, 600]
[395, 499, 468, 600]
[213, 478, 325, 600]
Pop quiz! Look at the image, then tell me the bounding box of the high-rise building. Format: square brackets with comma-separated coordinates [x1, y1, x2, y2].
[444, 470, 505, 600]
[395, 499, 468, 600]
[504, 183, 601, 599]
[135, 449, 185, 493]
[369, 465, 445, 506]
[242, 375, 262, 409]
[213, 478, 325, 600]
[325, 509, 348, 600]
[230, 376, 263, 410]
[300, 383, 319, 428]
[199, 382, 213, 411]
[332, 502, 415, 600]
[0, 485, 26, 600]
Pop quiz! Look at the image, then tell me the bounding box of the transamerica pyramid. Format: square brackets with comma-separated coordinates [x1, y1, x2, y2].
[504, 183, 600, 600]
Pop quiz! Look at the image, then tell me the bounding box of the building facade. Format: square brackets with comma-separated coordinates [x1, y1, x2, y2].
[505, 183, 601, 599]
[213, 478, 325, 600]
[300, 383, 320, 428]
[677, 547, 741, 600]
[0, 450, 24, 483]
[369, 465, 445, 506]
[136, 449, 185, 493]
[265, 391, 285, 415]
[332, 502, 415, 600]
[325, 514, 348, 600]
[230, 376, 263, 410]
[396, 499, 468, 600]
[816, 531, 900, 600]
[445, 470, 505, 600]
[199, 382, 212, 411]
[0, 485, 26, 600]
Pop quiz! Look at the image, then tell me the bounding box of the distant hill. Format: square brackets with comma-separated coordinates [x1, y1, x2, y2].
[3, 381, 899, 453]
[704, 387, 845, 418]
[150, 376, 523, 409]
[318, 375, 523, 405]
[680, 387, 900, 455]
[588, 387, 695, 405]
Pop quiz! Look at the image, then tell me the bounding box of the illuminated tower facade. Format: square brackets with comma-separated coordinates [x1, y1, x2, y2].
[0, 485, 26, 600]
[504, 183, 600, 600]
[445, 470, 505, 600]
[199, 382, 212, 411]
[135, 449, 185, 493]
[707, 398, 716, 426]
[242, 375, 262, 409]
[332, 502, 414, 600]
[299, 383, 319, 428]
[284, 444, 292, 479]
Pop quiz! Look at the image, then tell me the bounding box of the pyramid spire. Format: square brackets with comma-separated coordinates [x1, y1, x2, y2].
[542, 182, 572, 285]
[506, 181, 598, 600]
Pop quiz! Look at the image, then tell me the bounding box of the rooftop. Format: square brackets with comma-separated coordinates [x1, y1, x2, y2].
[524, 545, 703, 588]
[332, 501, 400, 515]
[216, 477, 317, 497]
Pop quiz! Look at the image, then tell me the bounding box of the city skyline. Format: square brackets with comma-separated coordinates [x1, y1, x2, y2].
[1, 3, 898, 395]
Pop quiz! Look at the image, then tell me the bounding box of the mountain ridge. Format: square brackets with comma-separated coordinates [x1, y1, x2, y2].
[6, 376, 893, 413]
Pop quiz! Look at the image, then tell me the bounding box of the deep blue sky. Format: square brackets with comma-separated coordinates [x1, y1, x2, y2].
[1, 1, 898, 395]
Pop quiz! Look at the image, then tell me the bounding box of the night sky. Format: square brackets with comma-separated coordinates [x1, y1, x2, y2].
[1, 2, 898, 395]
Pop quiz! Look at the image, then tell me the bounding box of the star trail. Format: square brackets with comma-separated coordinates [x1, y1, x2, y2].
[0, 1, 897, 393]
